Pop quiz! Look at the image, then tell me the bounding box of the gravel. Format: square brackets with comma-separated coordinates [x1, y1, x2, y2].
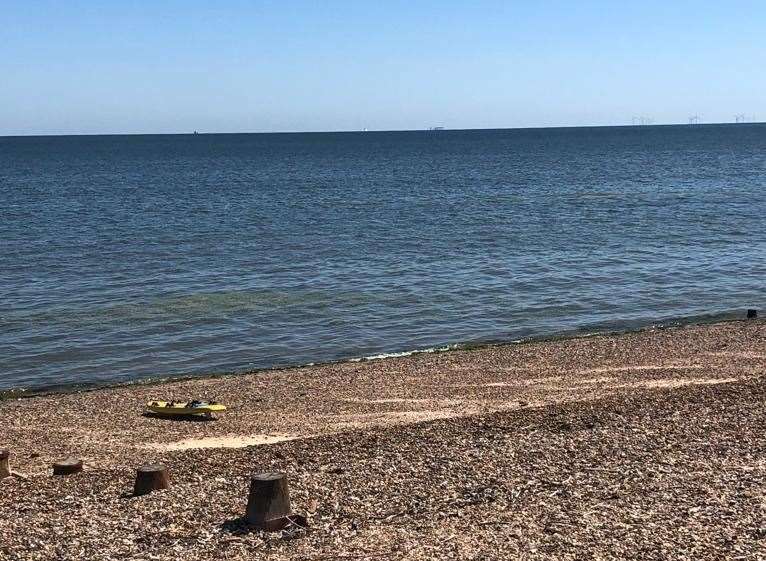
[1, 320, 765, 560]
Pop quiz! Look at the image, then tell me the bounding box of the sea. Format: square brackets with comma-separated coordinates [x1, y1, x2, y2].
[2, 124, 765, 392]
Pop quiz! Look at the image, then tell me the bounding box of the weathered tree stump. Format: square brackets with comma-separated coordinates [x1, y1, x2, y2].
[53, 457, 83, 476]
[133, 464, 170, 496]
[245, 472, 293, 530]
[747, 309, 758, 319]
[0, 449, 10, 479]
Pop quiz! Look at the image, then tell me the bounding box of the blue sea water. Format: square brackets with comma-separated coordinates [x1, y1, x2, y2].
[1, 125, 765, 391]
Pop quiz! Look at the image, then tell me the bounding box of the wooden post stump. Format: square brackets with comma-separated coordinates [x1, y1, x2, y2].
[133, 464, 170, 496]
[245, 472, 293, 530]
[747, 309, 758, 319]
[0, 449, 10, 479]
[53, 457, 83, 476]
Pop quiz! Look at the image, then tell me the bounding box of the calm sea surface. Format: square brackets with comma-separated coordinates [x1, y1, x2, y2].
[1, 125, 765, 391]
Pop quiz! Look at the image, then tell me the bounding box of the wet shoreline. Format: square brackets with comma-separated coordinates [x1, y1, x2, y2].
[0, 310, 748, 399]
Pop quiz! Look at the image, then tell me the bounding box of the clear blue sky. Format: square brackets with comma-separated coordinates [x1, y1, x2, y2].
[2, 1, 764, 135]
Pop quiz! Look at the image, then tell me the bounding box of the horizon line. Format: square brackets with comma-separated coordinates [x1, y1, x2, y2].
[1, 120, 763, 139]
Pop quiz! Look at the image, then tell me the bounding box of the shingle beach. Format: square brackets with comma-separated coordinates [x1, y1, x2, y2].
[1, 320, 765, 560]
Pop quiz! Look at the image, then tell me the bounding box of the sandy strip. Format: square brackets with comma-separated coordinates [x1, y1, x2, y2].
[147, 433, 301, 451]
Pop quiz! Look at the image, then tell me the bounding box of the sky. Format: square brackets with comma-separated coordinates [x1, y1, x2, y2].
[1, 1, 765, 135]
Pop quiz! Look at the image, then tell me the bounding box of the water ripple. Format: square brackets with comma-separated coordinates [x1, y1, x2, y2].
[1, 125, 765, 390]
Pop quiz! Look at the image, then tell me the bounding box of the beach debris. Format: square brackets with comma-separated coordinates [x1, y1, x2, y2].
[245, 472, 302, 531]
[0, 449, 10, 479]
[133, 464, 170, 496]
[747, 309, 757, 319]
[280, 514, 309, 540]
[52, 457, 83, 476]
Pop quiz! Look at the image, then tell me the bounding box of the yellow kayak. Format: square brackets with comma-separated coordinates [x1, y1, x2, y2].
[146, 400, 227, 417]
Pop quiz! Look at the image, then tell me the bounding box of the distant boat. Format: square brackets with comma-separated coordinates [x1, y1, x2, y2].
[428, 126, 445, 131]
[193, 131, 199, 135]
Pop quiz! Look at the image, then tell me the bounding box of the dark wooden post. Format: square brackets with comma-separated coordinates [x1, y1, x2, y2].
[133, 464, 170, 496]
[747, 309, 757, 319]
[0, 449, 10, 479]
[53, 457, 83, 476]
[245, 472, 293, 530]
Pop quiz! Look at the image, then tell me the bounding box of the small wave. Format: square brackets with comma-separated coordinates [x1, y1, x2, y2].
[350, 344, 459, 362]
